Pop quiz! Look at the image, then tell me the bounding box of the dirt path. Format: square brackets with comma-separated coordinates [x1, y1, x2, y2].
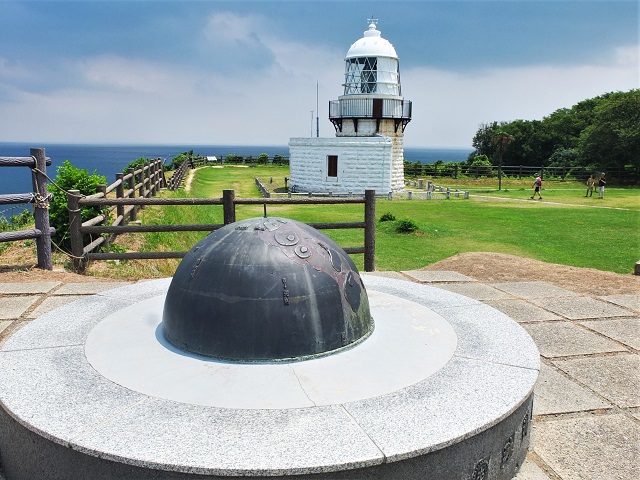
[423, 252, 639, 296]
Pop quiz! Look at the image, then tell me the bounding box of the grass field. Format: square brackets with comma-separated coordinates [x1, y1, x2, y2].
[104, 165, 640, 278]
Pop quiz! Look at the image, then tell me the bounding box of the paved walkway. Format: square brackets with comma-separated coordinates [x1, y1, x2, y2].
[0, 273, 638, 480]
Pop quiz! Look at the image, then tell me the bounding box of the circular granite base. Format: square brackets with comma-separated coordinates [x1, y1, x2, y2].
[0, 276, 539, 480]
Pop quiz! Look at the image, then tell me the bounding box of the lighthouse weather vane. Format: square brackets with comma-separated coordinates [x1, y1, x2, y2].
[367, 16, 378, 26]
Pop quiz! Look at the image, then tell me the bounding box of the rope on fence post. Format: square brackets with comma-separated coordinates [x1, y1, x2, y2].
[30, 148, 53, 270]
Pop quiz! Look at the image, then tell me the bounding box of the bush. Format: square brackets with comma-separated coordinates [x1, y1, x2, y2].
[396, 219, 419, 233]
[380, 212, 396, 222]
[49, 160, 107, 250]
[0, 209, 33, 231]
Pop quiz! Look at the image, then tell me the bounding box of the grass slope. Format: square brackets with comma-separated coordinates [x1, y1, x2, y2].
[106, 166, 639, 277]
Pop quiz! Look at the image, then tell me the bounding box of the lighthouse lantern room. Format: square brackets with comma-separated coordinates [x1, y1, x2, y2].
[289, 20, 412, 194]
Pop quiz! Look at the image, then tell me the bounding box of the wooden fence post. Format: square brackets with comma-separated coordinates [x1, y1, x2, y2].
[30, 148, 52, 270]
[97, 184, 110, 251]
[223, 190, 236, 224]
[116, 173, 125, 225]
[159, 158, 167, 188]
[150, 161, 157, 196]
[127, 168, 137, 221]
[364, 189, 376, 272]
[68, 189, 85, 272]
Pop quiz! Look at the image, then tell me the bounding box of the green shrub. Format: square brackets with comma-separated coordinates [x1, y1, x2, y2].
[49, 160, 107, 250]
[0, 209, 33, 232]
[396, 219, 419, 234]
[380, 212, 396, 222]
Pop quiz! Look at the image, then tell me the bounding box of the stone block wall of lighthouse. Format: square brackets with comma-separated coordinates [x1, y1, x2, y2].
[336, 119, 405, 192]
[289, 137, 395, 194]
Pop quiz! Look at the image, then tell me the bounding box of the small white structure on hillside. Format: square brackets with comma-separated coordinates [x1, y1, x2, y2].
[289, 20, 412, 194]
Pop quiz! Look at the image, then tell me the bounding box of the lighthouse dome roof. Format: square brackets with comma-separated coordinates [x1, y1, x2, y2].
[346, 22, 398, 59]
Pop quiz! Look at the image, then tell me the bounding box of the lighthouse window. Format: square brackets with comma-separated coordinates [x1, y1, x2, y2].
[327, 155, 338, 177]
[344, 57, 377, 95]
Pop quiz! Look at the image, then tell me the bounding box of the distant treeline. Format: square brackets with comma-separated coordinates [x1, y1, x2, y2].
[469, 89, 639, 183]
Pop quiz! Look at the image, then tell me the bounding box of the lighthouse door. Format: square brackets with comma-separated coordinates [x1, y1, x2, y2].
[372, 99, 383, 119]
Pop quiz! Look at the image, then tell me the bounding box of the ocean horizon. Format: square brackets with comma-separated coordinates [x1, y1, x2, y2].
[0, 142, 473, 213]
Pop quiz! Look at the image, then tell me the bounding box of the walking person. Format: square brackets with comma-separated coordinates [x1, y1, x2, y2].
[585, 174, 595, 197]
[597, 172, 606, 199]
[531, 175, 542, 200]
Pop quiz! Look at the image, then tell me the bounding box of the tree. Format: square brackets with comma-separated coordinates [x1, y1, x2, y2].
[471, 121, 499, 160]
[578, 90, 640, 175]
[470, 89, 639, 182]
[491, 131, 514, 190]
[258, 153, 269, 165]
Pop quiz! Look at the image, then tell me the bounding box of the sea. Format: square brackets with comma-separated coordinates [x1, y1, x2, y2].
[0, 142, 472, 215]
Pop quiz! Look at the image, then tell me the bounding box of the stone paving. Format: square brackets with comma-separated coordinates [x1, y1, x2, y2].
[0, 272, 638, 480]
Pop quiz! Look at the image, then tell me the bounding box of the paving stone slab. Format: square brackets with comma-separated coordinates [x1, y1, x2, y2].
[54, 282, 132, 295]
[430, 282, 516, 301]
[513, 459, 554, 480]
[553, 354, 640, 408]
[27, 295, 88, 318]
[598, 294, 640, 313]
[485, 299, 562, 323]
[492, 282, 578, 299]
[533, 413, 640, 480]
[578, 317, 640, 350]
[522, 322, 627, 358]
[530, 296, 633, 320]
[0, 282, 60, 294]
[0, 296, 39, 320]
[400, 270, 475, 283]
[533, 363, 610, 415]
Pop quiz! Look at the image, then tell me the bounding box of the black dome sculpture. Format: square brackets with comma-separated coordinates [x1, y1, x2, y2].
[162, 217, 373, 362]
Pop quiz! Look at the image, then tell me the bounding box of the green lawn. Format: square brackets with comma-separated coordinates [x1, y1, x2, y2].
[113, 166, 640, 277]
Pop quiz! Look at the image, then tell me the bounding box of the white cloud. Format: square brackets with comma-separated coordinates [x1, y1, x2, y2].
[203, 12, 263, 45]
[0, 28, 345, 146]
[403, 45, 639, 148]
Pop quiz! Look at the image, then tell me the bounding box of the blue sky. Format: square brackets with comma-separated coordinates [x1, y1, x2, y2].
[0, 0, 637, 148]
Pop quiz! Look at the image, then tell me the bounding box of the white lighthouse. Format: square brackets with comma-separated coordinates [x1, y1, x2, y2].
[289, 20, 412, 194]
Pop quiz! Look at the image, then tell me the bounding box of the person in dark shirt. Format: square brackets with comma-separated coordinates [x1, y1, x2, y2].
[597, 172, 606, 199]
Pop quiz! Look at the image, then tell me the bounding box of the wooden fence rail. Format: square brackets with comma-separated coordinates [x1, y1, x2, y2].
[0, 148, 55, 269]
[70, 188, 376, 273]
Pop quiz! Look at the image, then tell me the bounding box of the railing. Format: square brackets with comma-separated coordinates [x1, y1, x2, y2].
[329, 98, 412, 120]
[0, 148, 55, 269]
[69, 189, 376, 273]
[403, 163, 632, 182]
[67, 158, 166, 266]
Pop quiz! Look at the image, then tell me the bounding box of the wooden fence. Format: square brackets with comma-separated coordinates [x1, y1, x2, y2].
[67, 158, 166, 268]
[404, 162, 633, 182]
[69, 189, 376, 273]
[0, 148, 55, 269]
